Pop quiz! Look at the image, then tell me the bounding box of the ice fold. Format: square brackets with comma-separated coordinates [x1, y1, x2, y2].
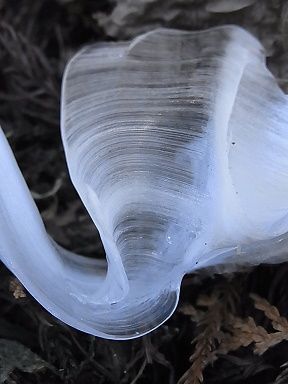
[1, 26, 288, 339]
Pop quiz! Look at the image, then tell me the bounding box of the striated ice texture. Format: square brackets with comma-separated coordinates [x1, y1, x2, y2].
[1, 26, 288, 339]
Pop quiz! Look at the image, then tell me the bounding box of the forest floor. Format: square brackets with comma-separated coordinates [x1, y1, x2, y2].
[1, 1, 288, 383]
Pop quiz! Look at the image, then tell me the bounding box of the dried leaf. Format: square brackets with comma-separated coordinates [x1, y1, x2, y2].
[9, 277, 26, 299]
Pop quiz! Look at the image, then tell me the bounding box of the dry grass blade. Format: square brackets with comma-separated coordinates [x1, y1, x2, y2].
[274, 365, 288, 384]
[0, 21, 60, 128]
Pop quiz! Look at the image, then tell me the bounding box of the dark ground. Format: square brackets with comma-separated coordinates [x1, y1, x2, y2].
[1, 1, 288, 383]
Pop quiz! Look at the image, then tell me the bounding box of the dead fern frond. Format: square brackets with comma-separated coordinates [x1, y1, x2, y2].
[215, 296, 288, 356]
[178, 297, 222, 384]
[178, 284, 238, 384]
[180, 285, 288, 384]
[179, 304, 203, 323]
[216, 314, 278, 355]
[250, 293, 288, 332]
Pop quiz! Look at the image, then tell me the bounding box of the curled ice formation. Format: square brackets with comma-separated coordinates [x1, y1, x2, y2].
[1, 26, 288, 339]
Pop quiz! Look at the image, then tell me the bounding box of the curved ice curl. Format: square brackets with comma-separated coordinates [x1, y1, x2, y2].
[1, 25, 288, 339]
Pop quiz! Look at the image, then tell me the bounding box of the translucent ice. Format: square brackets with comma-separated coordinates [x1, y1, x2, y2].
[1, 26, 288, 339]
